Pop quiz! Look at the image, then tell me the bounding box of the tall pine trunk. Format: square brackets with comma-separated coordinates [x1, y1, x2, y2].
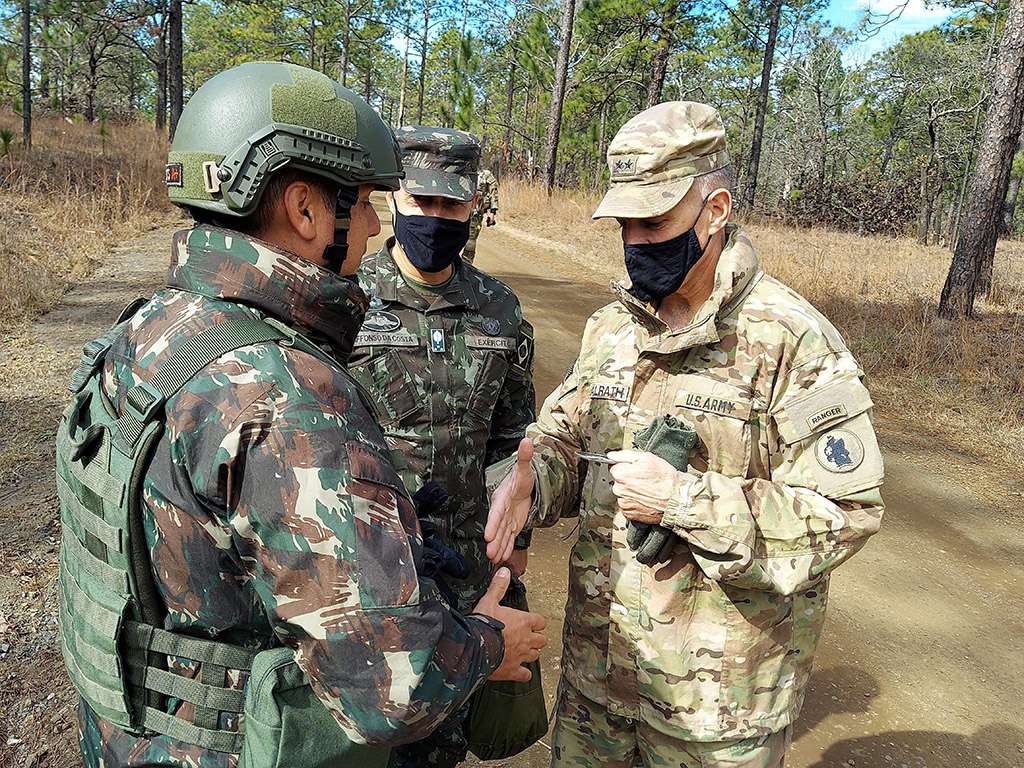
[417, 0, 431, 123]
[156, 5, 168, 132]
[742, 0, 782, 212]
[21, 0, 30, 149]
[398, 5, 410, 125]
[1000, 125, 1024, 237]
[939, 0, 1024, 317]
[543, 0, 575, 194]
[168, 0, 183, 140]
[502, 59, 515, 171]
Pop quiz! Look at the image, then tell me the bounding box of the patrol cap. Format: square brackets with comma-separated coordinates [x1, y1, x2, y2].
[593, 101, 730, 220]
[395, 125, 480, 202]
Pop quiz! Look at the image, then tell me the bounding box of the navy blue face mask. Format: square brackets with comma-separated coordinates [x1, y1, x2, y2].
[624, 195, 711, 303]
[393, 208, 471, 273]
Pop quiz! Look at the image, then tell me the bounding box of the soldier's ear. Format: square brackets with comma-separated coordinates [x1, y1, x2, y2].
[385, 190, 396, 216]
[706, 188, 732, 237]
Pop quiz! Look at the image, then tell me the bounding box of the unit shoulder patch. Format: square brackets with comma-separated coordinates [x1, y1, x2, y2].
[814, 428, 863, 473]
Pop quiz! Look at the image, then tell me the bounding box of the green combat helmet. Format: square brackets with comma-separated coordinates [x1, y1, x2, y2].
[166, 61, 403, 217]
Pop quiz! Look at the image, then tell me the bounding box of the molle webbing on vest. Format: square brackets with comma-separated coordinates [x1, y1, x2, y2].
[57, 311, 285, 753]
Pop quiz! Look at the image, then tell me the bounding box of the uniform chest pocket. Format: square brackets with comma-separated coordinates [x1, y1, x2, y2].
[466, 351, 510, 422]
[673, 379, 755, 477]
[350, 349, 423, 428]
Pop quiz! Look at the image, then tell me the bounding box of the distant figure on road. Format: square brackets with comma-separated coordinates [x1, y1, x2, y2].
[463, 167, 498, 264]
[485, 101, 885, 768]
[55, 62, 545, 768]
[351, 125, 540, 768]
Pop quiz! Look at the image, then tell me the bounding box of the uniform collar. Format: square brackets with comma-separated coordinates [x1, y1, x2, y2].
[166, 227, 369, 360]
[368, 237, 482, 312]
[613, 224, 762, 353]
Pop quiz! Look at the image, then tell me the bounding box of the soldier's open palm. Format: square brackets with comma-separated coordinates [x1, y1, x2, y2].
[485, 438, 534, 564]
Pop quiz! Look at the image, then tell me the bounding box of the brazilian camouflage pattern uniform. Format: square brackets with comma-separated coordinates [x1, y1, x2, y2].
[515, 226, 884, 764]
[350, 239, 535, 613]
[78, 227, 505, 768]
[464, 169, 498, 265]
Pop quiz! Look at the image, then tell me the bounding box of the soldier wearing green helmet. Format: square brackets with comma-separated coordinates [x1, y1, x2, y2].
[56, 61, 546, 768]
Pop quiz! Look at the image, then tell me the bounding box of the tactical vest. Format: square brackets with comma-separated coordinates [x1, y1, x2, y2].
[57, 301, 390, 768]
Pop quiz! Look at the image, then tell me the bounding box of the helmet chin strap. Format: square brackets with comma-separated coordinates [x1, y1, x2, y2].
[322, 184, 360, 274]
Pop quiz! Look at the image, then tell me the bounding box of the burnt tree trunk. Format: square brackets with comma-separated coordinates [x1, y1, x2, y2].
[742, 0, 782, 213]
[542, 0, 576, 194]
[940, 0, 1024, 317]
[645, 34, 671, 108]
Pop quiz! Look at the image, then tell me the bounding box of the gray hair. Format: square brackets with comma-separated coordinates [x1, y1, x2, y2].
[696, 165, 735, 198]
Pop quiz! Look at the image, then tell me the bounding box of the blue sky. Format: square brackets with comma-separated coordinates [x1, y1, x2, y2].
[822, 0, 960, 61]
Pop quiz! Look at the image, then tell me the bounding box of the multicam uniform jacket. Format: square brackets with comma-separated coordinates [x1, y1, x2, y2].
[78, 228, 504, 768]
[522, 225, 884, 741]
[350, 240, 535, 611]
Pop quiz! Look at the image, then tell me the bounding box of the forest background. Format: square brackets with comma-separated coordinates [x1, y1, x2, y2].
[0, 0, 1022, 243]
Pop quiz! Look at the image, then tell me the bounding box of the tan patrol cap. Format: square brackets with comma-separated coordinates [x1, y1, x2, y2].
[592, 101, 730, 220]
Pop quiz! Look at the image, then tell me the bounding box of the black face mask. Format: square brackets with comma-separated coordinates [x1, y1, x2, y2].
[624, 195, 712, 303]
[393, 208, 470, 273]
[322, 184, 360, 275]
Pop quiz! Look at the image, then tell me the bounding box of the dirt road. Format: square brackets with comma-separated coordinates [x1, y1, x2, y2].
[1, 210, 1022, 767]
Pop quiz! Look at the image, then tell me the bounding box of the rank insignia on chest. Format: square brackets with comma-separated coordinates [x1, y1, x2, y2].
[430, 328, 446, 352]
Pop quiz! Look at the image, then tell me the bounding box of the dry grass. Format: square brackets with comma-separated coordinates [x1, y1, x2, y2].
[502, 179, 1024, 504]
[0, 110, 176, 334]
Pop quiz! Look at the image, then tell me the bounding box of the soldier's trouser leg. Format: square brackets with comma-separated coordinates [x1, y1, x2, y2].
[463, 214, 484, 265]
[387, 699, 470, 768]
[550, 678, 791, 768]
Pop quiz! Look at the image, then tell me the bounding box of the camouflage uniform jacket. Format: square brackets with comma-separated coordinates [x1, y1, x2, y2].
[350, 240, 535, 610]
[524, 225, 884, 741]
[473, 169, 498, 217]
[79, 228, 504, 768]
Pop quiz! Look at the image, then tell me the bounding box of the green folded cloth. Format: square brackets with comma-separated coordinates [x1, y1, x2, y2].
[626, 415, 700, 566]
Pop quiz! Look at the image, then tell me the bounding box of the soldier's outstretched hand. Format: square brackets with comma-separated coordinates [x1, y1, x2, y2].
[474, 567, 547, 682]
[485, 438, 534, 564]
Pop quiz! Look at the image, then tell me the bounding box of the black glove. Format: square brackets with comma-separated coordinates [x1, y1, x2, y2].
[413, 482, 471, 607]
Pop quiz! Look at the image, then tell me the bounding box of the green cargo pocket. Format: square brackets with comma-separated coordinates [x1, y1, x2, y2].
[240, 647, 391, 768]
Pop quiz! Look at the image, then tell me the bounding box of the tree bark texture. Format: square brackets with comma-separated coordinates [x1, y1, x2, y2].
[1000, 125, 1024, 237]
[21, 0, 31, 149]
[168, 0, 183, 140]
[502, 59, 515, 170]
[742, 0, 782, 212]
[156, 5, 168, 132]
[645, 35, 671, 108]
[543, 0, 576, 194]
[939, 0, 1024, 317]
[417, 0, 431, 123]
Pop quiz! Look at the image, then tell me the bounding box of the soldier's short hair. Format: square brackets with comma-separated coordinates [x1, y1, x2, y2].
[190, 169, 337, 238]
[697, 165, 735, 198]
